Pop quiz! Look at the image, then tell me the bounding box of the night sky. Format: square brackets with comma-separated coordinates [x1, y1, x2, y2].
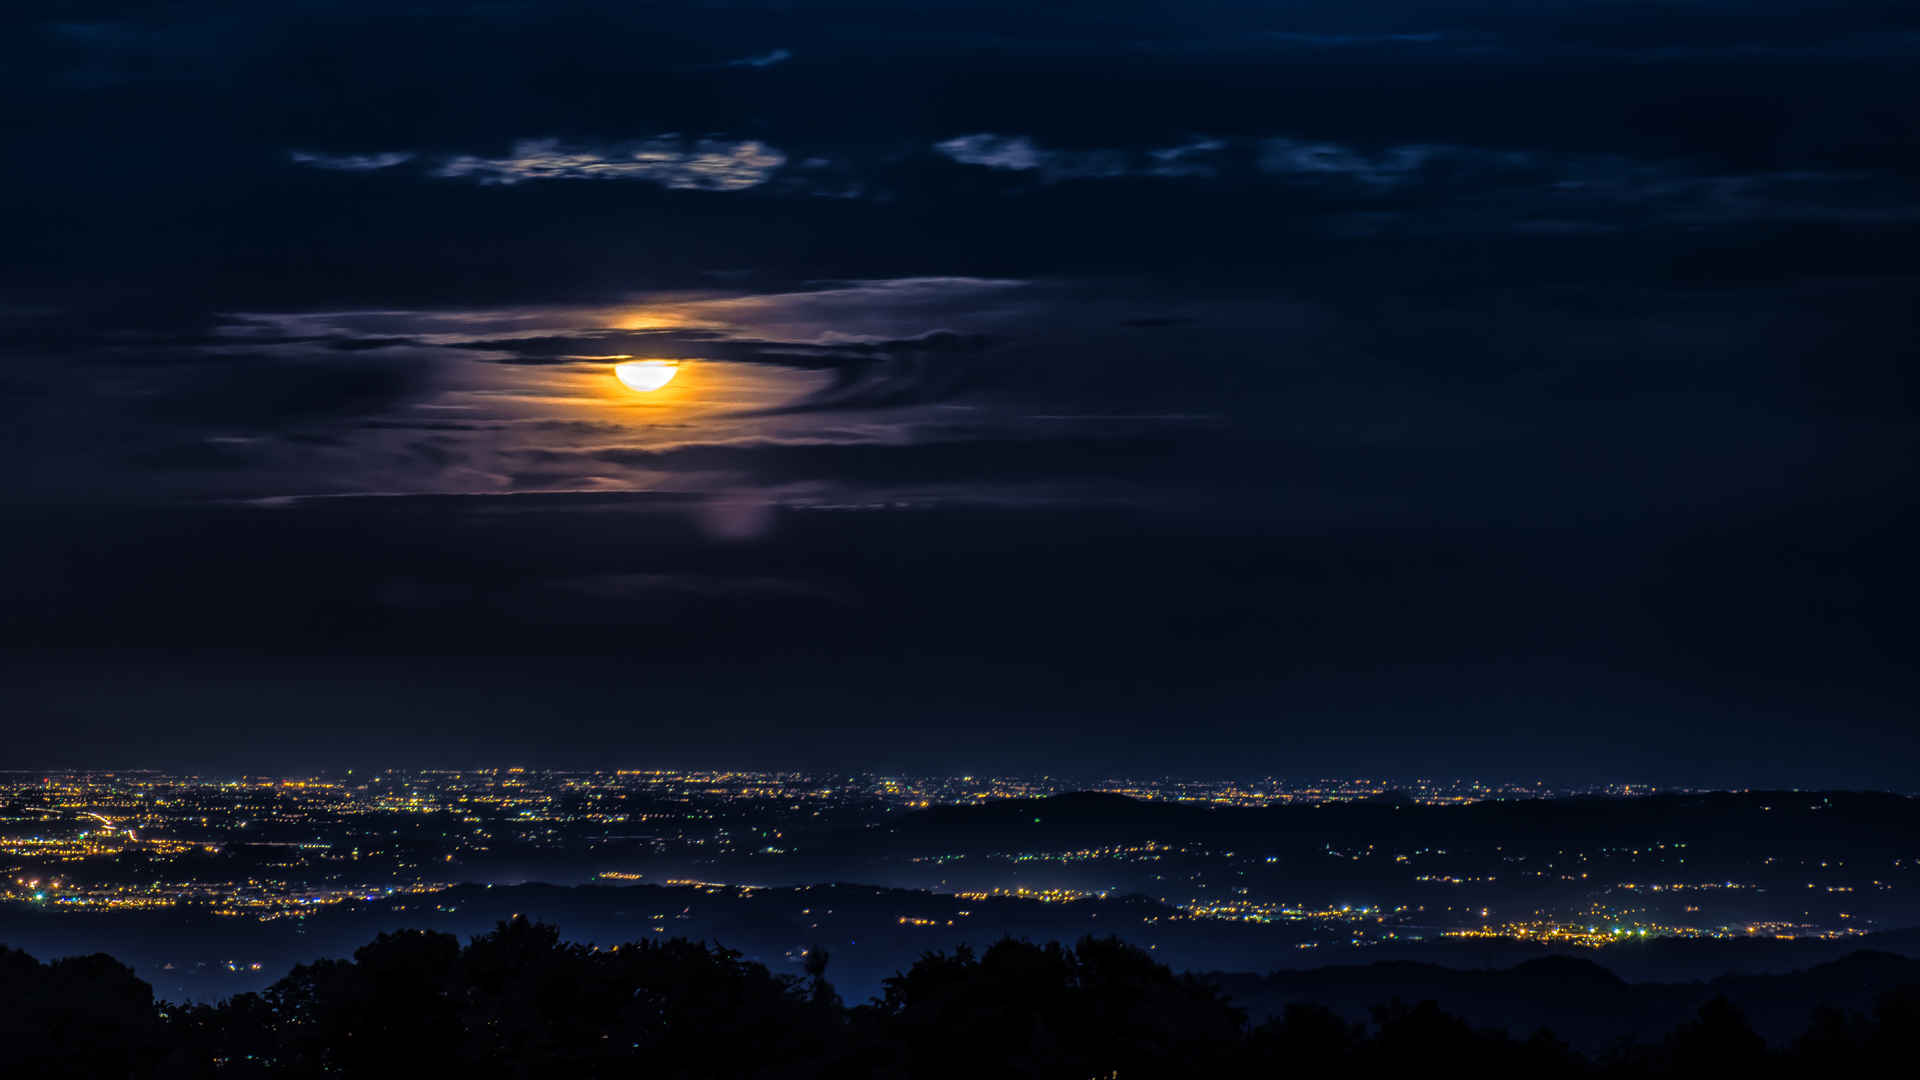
[4, 2, 1915, 785]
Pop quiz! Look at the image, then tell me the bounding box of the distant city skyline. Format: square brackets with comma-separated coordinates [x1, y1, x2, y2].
[5, 766, 1912, 1004]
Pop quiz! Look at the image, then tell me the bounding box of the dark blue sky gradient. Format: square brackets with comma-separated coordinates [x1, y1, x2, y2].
[3, 2, 1914, 783]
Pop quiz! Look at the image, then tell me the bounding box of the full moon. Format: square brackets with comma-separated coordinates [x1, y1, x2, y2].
[613, 359, 680, 392]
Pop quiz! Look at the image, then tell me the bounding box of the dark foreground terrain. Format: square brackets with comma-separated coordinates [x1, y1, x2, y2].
[5, 919, 1917, 1078]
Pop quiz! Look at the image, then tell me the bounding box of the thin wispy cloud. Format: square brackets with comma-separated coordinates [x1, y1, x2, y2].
[288, 150, 415, 171]
[727, 47, 792, 68]
[934, 134, 1131, 180]
[934, 133, 1463, 186]
[1255, 139, 1450, 187]
[933, 132, 1528, 189]
[287, 138, 787, 191]
[1262, 31, 1458, 48]
[1148, 138, 1227, 178]
[434, 137, 787, 189]
[935, 134, 1048, 171]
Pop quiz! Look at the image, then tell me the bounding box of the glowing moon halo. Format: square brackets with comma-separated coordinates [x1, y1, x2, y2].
[613, 359, 680, 392]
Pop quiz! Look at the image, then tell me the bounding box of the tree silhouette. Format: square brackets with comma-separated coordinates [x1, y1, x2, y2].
[1247, 1002, 1365, 1073]
[0, 945, 164, 1078]
[1663, 995, 1767, 1075]
[869, 936, 1242, 1079]
[4, 926, 1916, 1077]
[803, 945, 840, 1009]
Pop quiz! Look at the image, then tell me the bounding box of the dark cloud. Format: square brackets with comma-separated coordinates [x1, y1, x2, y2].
[140, 356, 429, 430]
[523, 432, 1190, 490]
[131, 439, 271, 472]
[446, 325, 994, 409]
[322, 335, 420, 351]
[443, 329, 730, 365]
[735, 330, 996, 413]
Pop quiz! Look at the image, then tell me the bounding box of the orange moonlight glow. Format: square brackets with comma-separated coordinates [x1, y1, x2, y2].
[613, 359, 681, 392]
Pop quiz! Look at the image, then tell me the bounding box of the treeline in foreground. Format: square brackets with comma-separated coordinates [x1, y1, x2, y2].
[3, 919, 1916, 1078]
